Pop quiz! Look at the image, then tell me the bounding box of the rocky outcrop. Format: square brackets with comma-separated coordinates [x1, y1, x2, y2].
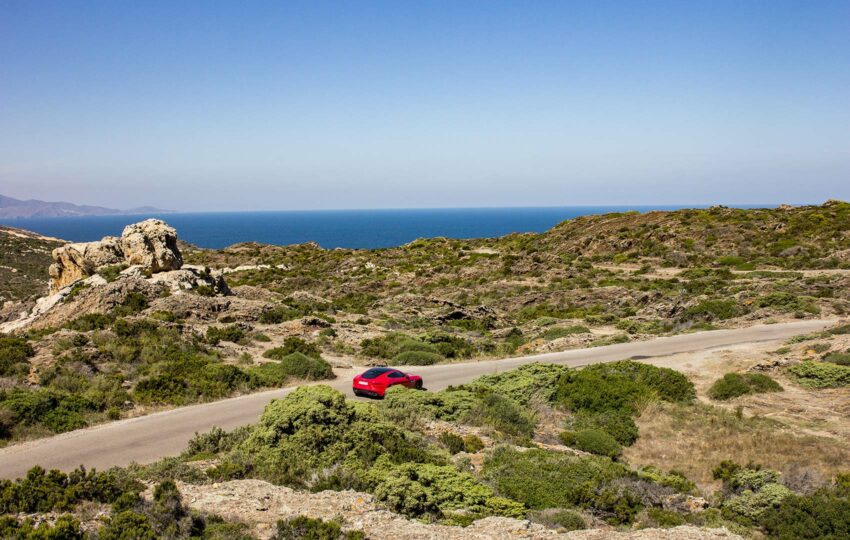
[49, 219, 182, 293]
[119, 219, 183, 271]
[48, 238, 124, 291]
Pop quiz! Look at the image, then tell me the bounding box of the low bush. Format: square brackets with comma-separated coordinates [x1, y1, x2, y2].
[708, 373, 783, 400]
[0, 388, 100, 434]
[0, 465, 139, 513]
[259, 304, 308, 324]
[393, 350, 444, 365]
[823, 352, 850, 366]
[463, 434, 485, 453]
[560, 429, 622, 458]
[0, 336, 33, 377]
[366, 456, 525, 522]
[756, 292, 820, 314]
[482, 447, 629, 511]
[205, 325, 247, 345]
[97, 264, 128, 283]
[250, 353, 334, 386]
[438, 431, 465, 454]
[565, 410, 639, 446]
[530, 508, 587, 531]
[273, 516, 364, 540]
[473, 363, 571, 405]
[786, 361, 850, 388]
[236, 386, 437, 487]
[0, 514, 84, 538]
[759, 480, 850, 539]
[263, 337, 322, 360]
[684, 299, 744, 321]
[463, 390, 535, 437]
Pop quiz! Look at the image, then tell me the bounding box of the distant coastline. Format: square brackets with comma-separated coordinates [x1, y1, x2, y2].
[0, 194, 172, 219]
[0, 205, 765, 250]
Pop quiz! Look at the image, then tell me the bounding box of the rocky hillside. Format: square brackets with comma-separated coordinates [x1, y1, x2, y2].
[539, 201, 850, 268]
[0, 226, 64, 304]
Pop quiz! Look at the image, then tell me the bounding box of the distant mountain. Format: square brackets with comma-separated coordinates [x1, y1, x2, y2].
[0, 194, 172, 218]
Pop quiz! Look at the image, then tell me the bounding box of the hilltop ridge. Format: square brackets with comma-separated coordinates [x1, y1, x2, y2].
[0, 193, 171, 218]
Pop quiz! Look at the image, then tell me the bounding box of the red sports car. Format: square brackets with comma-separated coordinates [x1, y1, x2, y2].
[352, 367, 423, 398]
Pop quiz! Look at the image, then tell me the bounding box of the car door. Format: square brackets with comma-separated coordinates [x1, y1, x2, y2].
[386, 370, 410, 388]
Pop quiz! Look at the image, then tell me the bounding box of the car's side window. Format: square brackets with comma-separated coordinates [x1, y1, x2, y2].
[388, 371, 404, 378]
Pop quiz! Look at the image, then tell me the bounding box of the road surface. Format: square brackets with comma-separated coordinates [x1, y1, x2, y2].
[0, 319, 832, 479]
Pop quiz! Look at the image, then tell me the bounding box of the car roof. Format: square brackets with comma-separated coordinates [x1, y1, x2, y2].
[361, 367, 396, 378]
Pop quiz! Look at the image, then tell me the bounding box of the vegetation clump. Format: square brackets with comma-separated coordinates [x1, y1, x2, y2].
[786, 361, 850, 388]
[708, 373, 783, 400]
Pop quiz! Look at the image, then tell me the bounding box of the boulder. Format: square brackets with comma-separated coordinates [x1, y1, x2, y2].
[48, 219, 183, 293]
[120, 219, 183, 271]
[49, 237, 124, 291]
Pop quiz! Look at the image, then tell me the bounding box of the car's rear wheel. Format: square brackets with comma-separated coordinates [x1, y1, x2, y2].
[353, 389, 363, 397]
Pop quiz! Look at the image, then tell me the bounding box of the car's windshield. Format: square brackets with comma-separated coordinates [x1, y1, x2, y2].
[361, 367, 393, 379]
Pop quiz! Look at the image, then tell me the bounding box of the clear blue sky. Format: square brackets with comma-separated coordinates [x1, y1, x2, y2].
[1, 0, 848, 211]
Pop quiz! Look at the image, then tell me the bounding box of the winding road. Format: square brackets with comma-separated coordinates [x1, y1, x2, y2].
[0, 319, 833, 479]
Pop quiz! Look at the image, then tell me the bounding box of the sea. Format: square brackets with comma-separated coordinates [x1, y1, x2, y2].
[1, 206, 708, 250]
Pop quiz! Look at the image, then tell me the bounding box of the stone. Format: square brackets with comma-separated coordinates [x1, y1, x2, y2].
[119, 219, 183, 271]
[48, 219, 183, 293]
[48, 238, 124, 291]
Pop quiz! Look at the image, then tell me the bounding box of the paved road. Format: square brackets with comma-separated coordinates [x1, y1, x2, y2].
[0, 319, 832, 479]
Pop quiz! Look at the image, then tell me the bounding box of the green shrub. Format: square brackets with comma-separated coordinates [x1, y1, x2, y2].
[565, 410, 639, 446]
[759, 484, 850, 539]
[64, 313, 114, 332]
[560, 429, 622, 458]
[463, 390, 535, 437]
[134, 375, 190, 405]
[756, 292, 820, 314]
[684, 299, 743, 321]
[99, 511, 157, 540]
[97, 264, 127, 283]
[272, 352, 333, 380]
[259, 305, 308, 324]
[366, 456, 525, 521]
[582, 361, 696, 404]
[786, 361, 850, 388]
[482, 447, 628, 510]
[331, 293, 377, 315]
[463, 434, 485, 453]
[393, 350, 444, 365]
[473, 363, 571, 405]
[0, 465, 138, 514]
[0, 336, 33, 377]
[273, 516, 363, 540]
[438, 432, 466, 454]
[205, 325, 246, 345]
[646, 507, 687, 527]
[824, 352, 850, 366]
[115, 292, 149, 316]
[0, 514, 84, 539]
[264, 337, 322, 360]
[723, 483, 794, 523]
[708, 373, 783, 400]
[0, 388, 99, 434]
[237, 386, 435, 487]
[531, 508, 587, 531]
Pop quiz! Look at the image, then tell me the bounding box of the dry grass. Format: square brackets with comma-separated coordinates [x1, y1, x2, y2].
[623, 400, 850, 493]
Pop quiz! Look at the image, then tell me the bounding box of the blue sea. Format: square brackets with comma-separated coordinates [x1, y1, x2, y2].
[1, 206, 700, 250]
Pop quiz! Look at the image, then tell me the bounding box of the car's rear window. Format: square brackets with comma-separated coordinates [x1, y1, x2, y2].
[361, 367, 393, 379]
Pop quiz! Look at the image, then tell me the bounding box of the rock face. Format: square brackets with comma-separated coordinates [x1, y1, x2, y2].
[49, 219, 182, 293]
[119, 219, 183, 271]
